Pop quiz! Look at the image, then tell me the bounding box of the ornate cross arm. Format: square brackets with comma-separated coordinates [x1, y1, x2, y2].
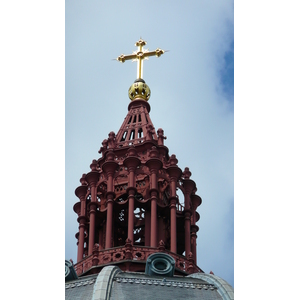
[116, 39, 165, 79]
[117, 54, 137, 63]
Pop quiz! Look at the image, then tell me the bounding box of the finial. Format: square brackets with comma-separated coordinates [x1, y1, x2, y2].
[183, 167, 192, 179]
[169, 154, 178, 166]
[80, 174, 87, 185]
[107, 131, 116, 149]
[90, 159, 98, 171]
[116, 39, 166, 102]
[157, 128, 167, 146]
[98, 139, 108, 155]
[116, 38, 165, 80]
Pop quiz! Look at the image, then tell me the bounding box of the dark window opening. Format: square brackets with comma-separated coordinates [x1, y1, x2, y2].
[117, 194, 128, 203]
[120, 131, 127, 141]
[138, 128, 143, 138]
[119, 210, 125, 221]
[138, 114, 141, 122]
[133, 115, 137, 123]
[128, 116, 132, 124]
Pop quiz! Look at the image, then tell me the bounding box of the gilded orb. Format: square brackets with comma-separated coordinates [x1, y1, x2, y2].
[128, 79, 151, 101]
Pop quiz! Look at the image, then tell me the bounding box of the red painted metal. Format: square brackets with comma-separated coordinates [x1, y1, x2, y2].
[74, 243, 204, 276]
[73, 94, 203, 276]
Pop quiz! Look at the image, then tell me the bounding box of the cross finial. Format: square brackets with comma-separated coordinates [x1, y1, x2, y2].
[117, 39, 165, 79]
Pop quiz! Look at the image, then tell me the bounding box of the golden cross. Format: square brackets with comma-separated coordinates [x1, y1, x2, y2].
[117, 39, 165, 79]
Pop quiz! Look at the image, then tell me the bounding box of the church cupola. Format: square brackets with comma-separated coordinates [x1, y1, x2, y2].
[72, 39, 203, 277]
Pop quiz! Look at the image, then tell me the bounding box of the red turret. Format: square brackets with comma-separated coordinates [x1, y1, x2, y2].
[73, 88, 203, 276]
[72, 39, 202, 276]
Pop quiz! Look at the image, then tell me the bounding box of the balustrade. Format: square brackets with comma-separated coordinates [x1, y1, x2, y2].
[74, 245, 202, 275]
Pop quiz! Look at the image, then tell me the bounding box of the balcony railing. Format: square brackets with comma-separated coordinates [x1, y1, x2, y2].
[74, 245, 202, 276]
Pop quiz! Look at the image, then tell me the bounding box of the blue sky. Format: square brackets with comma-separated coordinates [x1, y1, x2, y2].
[2, 1, 300, 299]
[65, 0, 234, 287]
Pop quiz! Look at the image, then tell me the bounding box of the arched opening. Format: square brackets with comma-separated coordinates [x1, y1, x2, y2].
[129, 130, 135, 140]
[120, 131, 127, 141]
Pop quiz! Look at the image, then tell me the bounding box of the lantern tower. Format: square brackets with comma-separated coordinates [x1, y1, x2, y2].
[72, 39, 203, 276]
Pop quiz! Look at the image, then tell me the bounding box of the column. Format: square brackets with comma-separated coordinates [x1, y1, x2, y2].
[184, 210, 191, 256]
[127, 189, 135, 242]
[106, 192, 114, 248]
[124, 147, 141, 243]
[190, 228, 197, 265]
[150, 189, 158, 247]
[146, 147, 162, 248]
[166, 154, 182, 254]
[85, 163, 100, 256]
[190, 194, 202, 264]
[102, 150, 118, 249]
[182, 170, 196, 258]
[75, 184, 88, 262]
